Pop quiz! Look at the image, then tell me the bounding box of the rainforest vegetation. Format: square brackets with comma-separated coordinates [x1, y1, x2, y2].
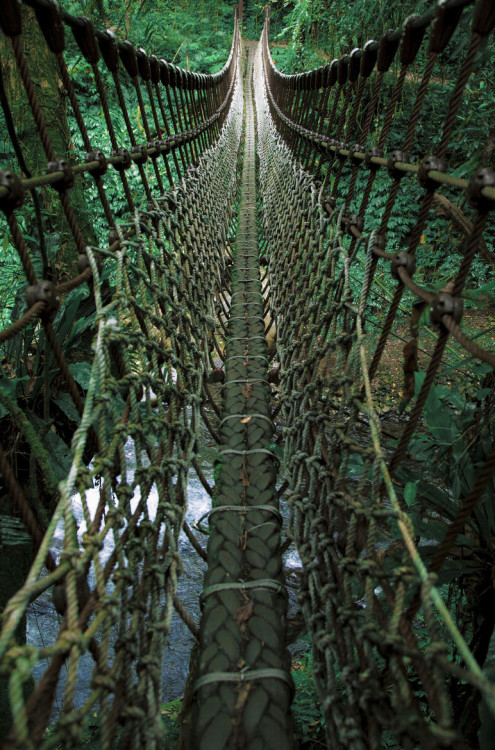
[0, 1, 494, 748]
[1, 0, 494, 314]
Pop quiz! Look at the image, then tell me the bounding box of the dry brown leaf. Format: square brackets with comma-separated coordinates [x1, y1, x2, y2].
[235, 599, 254, 625]
[240, 466, 250, 487]
[242, 383, 252, 400]
[240, 455, 250, 487]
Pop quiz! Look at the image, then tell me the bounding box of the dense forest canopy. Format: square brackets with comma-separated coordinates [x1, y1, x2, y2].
[0, 0, 495, 746]
[2, 0, 493, 308]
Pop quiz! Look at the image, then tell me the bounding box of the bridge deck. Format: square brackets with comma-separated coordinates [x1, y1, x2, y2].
[1, 2, 495, 747]
[190, 41, 293, 749]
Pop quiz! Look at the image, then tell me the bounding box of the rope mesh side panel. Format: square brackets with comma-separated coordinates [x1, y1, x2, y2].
[1, 0, 495, 746]
[0, 4, 243, 747]
[256, 2, 495, 747]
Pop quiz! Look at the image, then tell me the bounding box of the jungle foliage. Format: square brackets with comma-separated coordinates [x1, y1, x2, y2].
[269, 3, 495, 745]
[0, 1, 494, 746]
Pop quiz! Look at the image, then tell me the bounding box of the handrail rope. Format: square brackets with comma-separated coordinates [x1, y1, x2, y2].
[262, 6, 495, 369]
[0, 3, 244, 746]
[257, 1, 495, 747]
[0, 0, 494, 746]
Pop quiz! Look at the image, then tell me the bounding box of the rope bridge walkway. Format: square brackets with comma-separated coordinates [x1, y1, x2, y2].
[0, 0, 494, 748]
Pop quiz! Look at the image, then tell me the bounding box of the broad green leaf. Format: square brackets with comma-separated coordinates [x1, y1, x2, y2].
[479, 626, 495, 749]
[53, 393, 81, 423]
[68, 362, 92, 390]
[404, 481, 417, 507]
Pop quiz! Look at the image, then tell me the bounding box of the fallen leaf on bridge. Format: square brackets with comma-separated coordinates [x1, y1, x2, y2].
[235, 599, 254, 625]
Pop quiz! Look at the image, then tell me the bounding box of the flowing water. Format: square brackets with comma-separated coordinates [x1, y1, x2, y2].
[27, 410, 301, 712]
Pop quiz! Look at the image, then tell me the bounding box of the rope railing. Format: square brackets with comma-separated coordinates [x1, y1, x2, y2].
[0, 1, 242, 747]
[1, 0, 495, 746]
[259, 1, 495, 747]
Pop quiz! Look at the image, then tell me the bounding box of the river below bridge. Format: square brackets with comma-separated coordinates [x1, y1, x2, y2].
[26, 406, 301, 714]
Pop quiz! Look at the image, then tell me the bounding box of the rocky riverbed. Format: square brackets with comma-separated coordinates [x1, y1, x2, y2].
[27, 411, 301, 715]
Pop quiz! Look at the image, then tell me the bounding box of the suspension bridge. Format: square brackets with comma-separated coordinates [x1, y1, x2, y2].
[0, 0, 495, 747]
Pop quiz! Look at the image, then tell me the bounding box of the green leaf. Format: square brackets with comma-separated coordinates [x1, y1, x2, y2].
[27, 413, 74, 483]
[478, 626, 495, 750]
[0, 376, 31, 411]
[68, 362, 92, 390]
[417, 306, 430, 328]
[476, 388, 492, 400]
[43, 429, 74, 481]
[404, 481, 417, 507]
[53, 393, 81, 423]
[414, 371, 426, 398]
[266, 442, 284, 461]
[475, 363, 494, 376]
[346, 453, 364, 477]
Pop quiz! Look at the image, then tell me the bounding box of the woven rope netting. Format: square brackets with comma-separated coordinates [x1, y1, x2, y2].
[0, 0, 495, 747]
[0, 3, 243, 746]
[256, 1, 495, 747]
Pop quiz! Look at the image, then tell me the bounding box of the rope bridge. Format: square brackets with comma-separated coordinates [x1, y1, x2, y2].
[0, 0, 494, 747]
